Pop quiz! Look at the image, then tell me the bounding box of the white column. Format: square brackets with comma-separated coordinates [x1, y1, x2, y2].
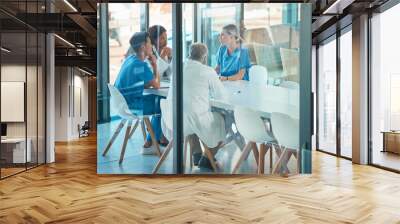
[46, 32, 55, 163]
[352, 14, 369, 164]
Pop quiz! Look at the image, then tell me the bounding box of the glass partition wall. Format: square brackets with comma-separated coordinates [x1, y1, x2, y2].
[370, 3, 400, 172]
[316, 26, 352, 160]
[0, 1, 46, 179]
[97, 3, 312, 175]
[98, 3, 176, 174]
[183, 3, 303, 174]
[317, 36, 337, 155]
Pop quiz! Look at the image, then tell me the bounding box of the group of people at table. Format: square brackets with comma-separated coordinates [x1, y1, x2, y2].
[114, 24, 254, 170]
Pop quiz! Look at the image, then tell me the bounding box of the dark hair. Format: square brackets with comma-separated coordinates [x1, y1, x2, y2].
[148, 25, 167, 46]
[129, 31, 149, 53]
[222, 24, 240, 42]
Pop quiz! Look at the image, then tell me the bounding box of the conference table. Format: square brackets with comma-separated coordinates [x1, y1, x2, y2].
[143, 80, 299, 119]
[143, 80, 299, 174]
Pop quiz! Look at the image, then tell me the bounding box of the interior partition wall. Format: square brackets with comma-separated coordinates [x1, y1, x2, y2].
[97, 2, 312, 175]
[0, 0, 47, 179]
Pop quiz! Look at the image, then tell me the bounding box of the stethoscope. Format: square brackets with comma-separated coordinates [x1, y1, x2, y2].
[152, 46, 161, 60]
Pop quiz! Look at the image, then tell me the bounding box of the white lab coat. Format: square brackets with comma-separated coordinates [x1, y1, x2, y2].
[182, 59, 227, 148]
[153, 46, 172, 79]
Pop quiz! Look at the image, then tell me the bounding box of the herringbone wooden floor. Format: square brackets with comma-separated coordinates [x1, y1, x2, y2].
[1, 135, 400, 224]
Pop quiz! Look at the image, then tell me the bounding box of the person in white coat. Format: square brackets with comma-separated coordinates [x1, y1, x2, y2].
[182, 43, 227, 169]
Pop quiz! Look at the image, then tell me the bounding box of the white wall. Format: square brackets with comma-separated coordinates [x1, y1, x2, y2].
[1, 65, 39, 137]
[55, 67, 89, 141]
[55, 67, 68, 141]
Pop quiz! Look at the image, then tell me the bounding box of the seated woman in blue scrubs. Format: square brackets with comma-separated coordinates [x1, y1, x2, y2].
[216, 24, 251, 81]
[114, 31, 168, 153]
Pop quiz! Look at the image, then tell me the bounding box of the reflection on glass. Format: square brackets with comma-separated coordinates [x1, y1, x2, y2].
[149, 4, 172, 47]
[0, 1, 46, 179]
[99, 3, 174, 174]
[340, 30, 352, 158]
[183, 3, 302, 175]
[108, 4, 141, 84]
[99, 3, 309, 175]
[182, 4, 193, 60]
[199, 3, 241, 67]
[371, 4, 400, 171]
[244, 4, 283, 28]
[318, 37, 337, 155]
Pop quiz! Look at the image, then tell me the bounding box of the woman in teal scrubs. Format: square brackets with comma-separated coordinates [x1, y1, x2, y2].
[216, 24, 251, 81]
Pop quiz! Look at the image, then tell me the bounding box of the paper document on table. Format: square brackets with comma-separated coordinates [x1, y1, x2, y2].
[160, 81, 170, 88]
[157, 57, 171, 75]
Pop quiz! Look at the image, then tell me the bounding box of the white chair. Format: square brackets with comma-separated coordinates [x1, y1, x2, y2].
[152, 99, 222, 173]
[152, 99, 173, 174]
[232, 106, 276, 174]
[102, 84, 161, 164]
[270, 112, 299, 175]
[249, 65, 268, 86]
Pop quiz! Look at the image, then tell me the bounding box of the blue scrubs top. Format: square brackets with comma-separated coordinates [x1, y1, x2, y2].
[114, 55, 154, 110]
[217, 45, 251, 81]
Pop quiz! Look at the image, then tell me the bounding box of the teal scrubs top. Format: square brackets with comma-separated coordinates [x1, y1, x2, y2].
[217, 45, 251, 81]
[114, 55, 154, 110]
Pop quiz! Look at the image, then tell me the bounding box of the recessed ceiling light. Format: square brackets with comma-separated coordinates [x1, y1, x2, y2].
[54, 34, 75, 48]
[63, 0, 78, 12]
[78, 67, 92, 76]
[1, 47, 11, 53]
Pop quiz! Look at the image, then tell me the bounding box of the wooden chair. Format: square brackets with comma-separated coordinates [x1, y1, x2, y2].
[270, 112, 299, 175]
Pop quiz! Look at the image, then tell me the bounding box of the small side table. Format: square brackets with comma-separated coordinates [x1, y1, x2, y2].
[381, 131, 400, 154]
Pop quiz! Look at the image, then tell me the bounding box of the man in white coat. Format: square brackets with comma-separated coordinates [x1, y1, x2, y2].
[183, 43, 227, 170]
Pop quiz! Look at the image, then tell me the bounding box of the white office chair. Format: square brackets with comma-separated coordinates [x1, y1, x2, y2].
[102, 84, 161, 164]
[152, 99, 221, 173]
[270, 112, 299, 175]
[249, 65, 268, 86]
[152, 99, 173, 174]
[279, 81, 299, 90]
[232, 106, 276, 174]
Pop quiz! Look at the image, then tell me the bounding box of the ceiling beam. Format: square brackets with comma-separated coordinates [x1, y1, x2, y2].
[55, 55, 96, 72]
[67, 13, 97, 39]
